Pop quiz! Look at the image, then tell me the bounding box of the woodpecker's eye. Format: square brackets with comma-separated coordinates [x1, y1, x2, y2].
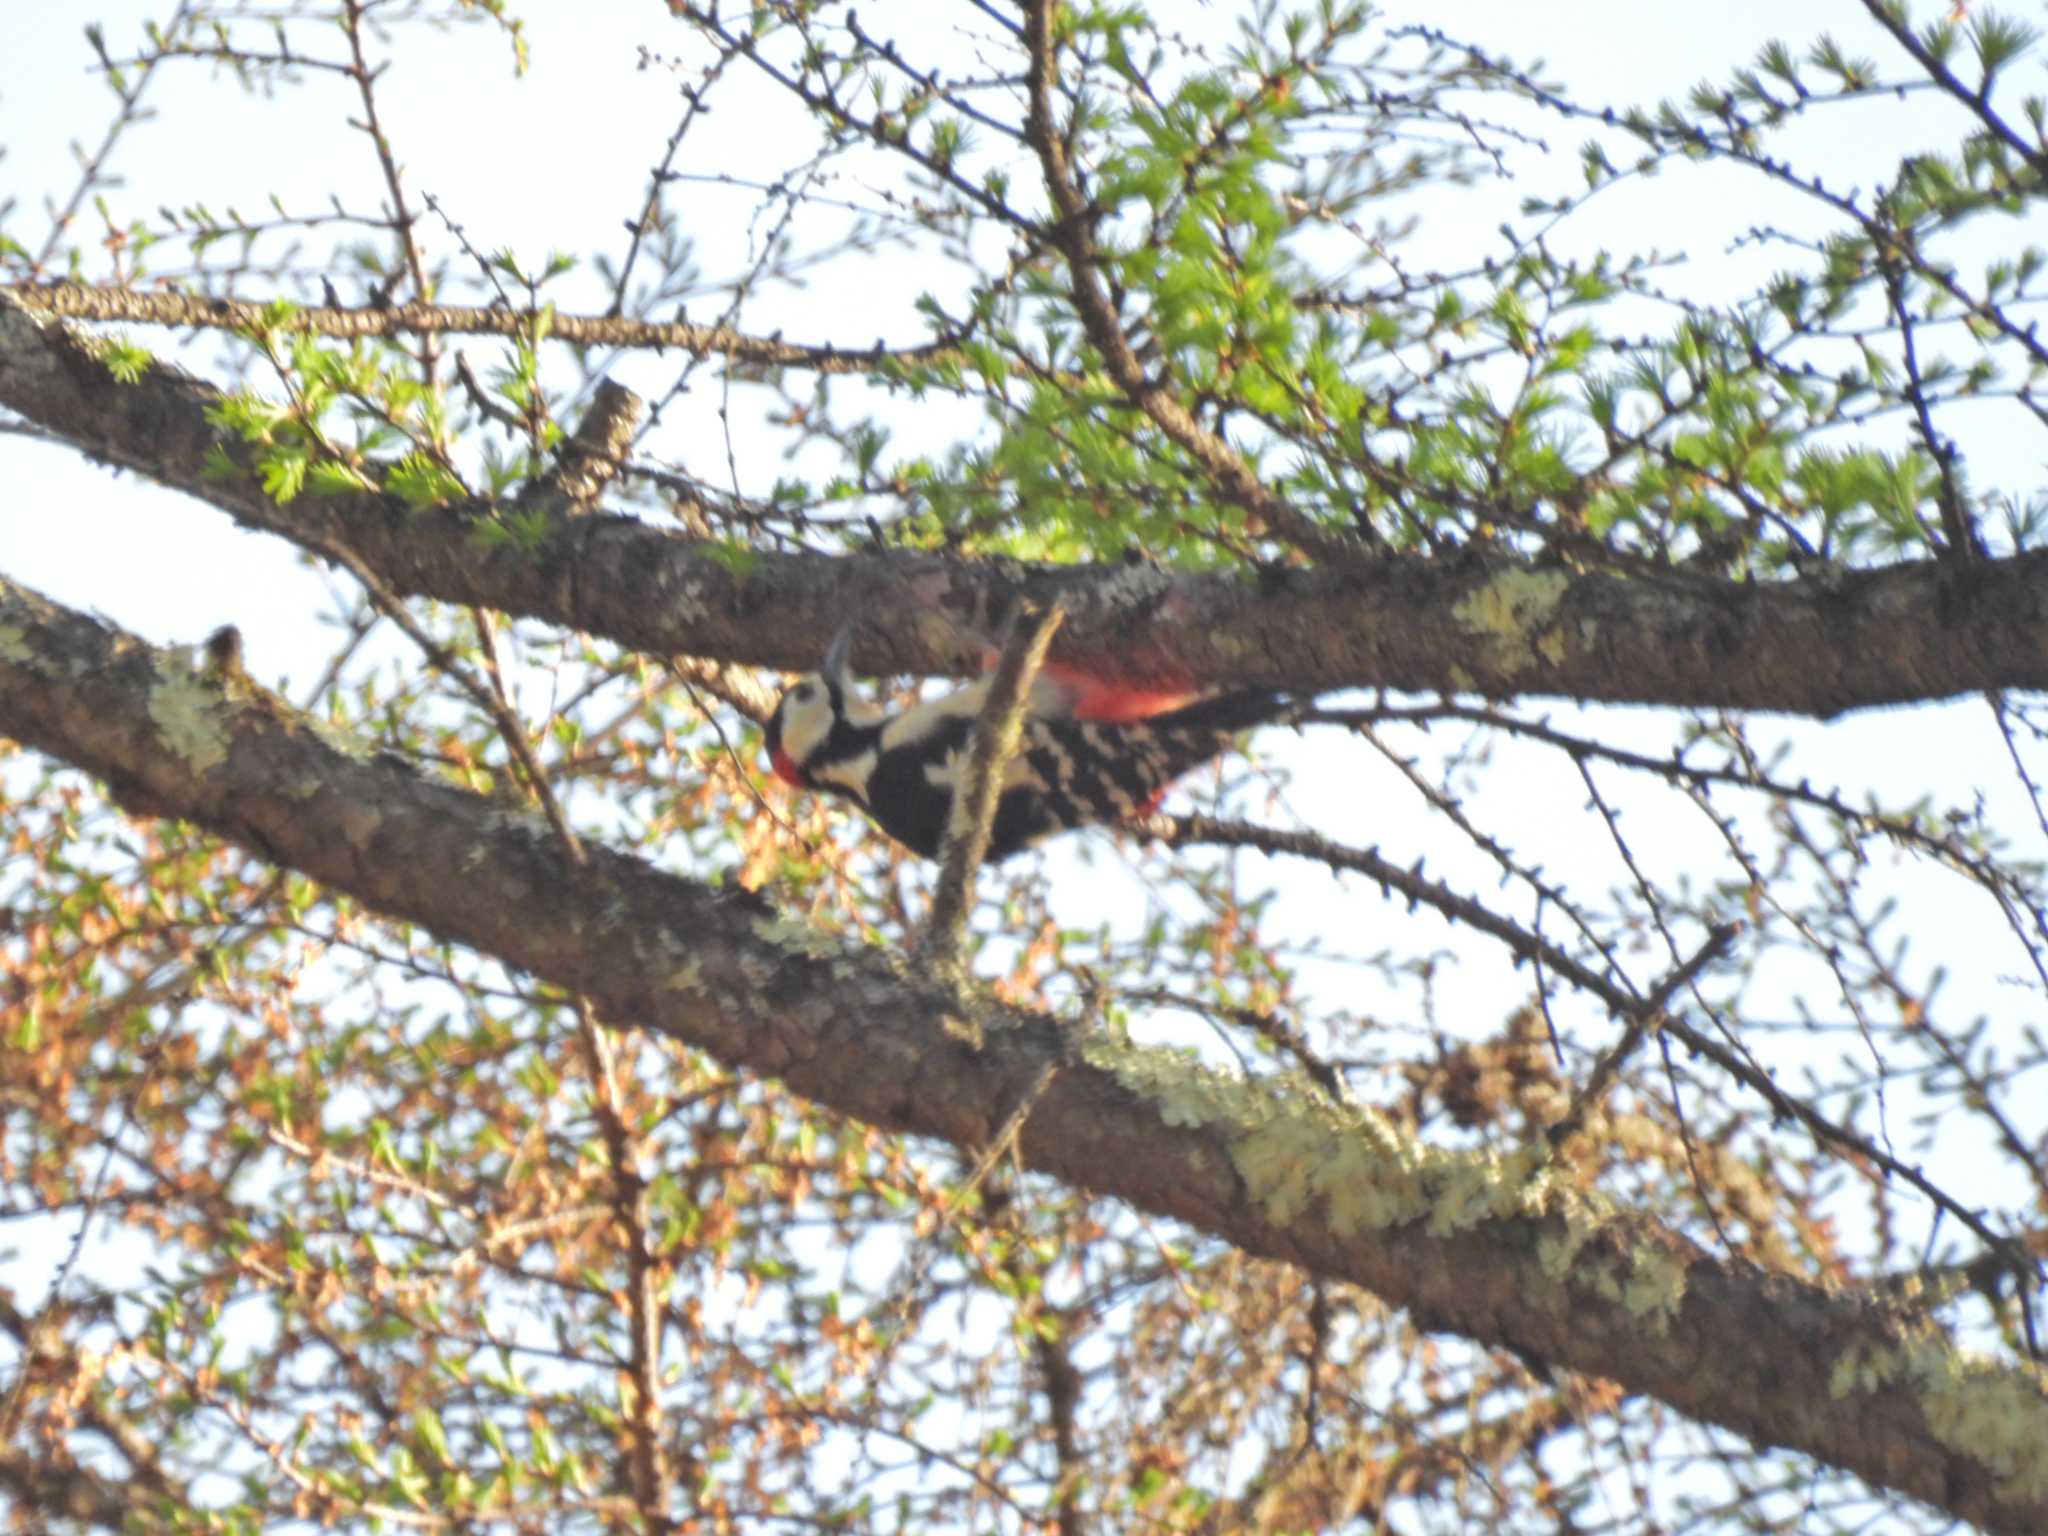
[793, 683, 817, 703]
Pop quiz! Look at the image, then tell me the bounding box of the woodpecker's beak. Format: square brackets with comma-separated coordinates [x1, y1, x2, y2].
[821, 625, 854, 691]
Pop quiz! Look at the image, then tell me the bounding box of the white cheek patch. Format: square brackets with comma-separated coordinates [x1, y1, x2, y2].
[778, 697, 831, 767]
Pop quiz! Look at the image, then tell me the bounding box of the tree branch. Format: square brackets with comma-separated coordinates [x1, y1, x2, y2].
[1, 575, 2044, 1533]
[2, 281, 960, 376]
[534, 378, 645, 512]
[1546, 922, 1742, 1150]
[5, 290, 2046, 715]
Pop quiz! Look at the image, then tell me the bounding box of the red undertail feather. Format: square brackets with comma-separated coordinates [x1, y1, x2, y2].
[1034, 658, 1201, 723]
[770, 747, 803, 786]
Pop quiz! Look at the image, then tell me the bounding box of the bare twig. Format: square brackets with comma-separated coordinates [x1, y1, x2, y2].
[6, 281, 961, 376]
[919, 600, 1066, 968]
[1546, 923, 1741, 1150]
[339, 0, 437, 379]
[31, 5, 197, 273]
[298, 531, 584, 861]
[1122, 986, 1352, 1106]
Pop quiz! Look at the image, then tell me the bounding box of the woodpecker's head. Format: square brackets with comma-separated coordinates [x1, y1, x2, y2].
[764, 627, 856, 789]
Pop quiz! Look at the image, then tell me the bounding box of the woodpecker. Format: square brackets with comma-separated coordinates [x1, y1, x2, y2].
[764, 630, 1292, 862]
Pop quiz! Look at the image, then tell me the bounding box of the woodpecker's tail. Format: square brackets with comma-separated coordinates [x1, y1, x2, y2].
[1154, 688, 1297, 736]
[1114, 689, 1297, 811]
[998, 689, 1295, 848]
[1030, 657, 1205, 722]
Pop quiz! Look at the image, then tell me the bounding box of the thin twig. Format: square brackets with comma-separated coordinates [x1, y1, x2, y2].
[572, 998, 674, 1530]
[32, 5, 196, 273]
[951, 1058, 1062, 1216]
[299, 531, 583, 861]
[1546, 923, 1740, 1150]
[1122, 986, 1351, 1106]
[7, 280, 962, 377]
[919, 601, 1066, 968]
[339, 0, 437, 379]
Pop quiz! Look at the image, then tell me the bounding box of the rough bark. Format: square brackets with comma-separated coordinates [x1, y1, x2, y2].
[1, 574, 2043, 1534]
[5, 289, 2046, 716]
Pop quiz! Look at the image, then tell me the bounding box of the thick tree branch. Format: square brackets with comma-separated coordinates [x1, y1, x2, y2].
[1, 576, 2044, 1533]
[4, 291, 2045, 714]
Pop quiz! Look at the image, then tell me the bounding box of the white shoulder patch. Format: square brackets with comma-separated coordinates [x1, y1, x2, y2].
[882, 680, 988, 752]
[816, 748, 879, 802]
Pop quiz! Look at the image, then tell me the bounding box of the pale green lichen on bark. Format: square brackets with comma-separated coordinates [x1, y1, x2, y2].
[1533, 1208, 1693, 1331]
[1082, 1032, 1694, 1324]
[749, 913, 846, 960]
[1829, 1334, 2048, 1503]
[1452, 569, 1573, 677]
[308, 713, 376, 761]
[147, 655, 232, 774]
[1080, 1031, 1299, 1133]
[1621, 1247, 1691, 1330]
[1536, 1212, 1595, 1281]
[1083, 1032, 1538, 1230]
[1915, 1347, 2048, 1501]
[481, 803, 556, 841]
[1424, 1144, 1546, 1236]
[0, 622, 34, 666]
